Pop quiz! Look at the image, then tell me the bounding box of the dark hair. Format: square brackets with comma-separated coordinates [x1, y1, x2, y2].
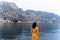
[32, 22, 37, 28]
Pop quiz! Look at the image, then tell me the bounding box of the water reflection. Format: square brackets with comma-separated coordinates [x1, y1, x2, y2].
[0, 22, 59, 40]
[1, 23, 23, 39]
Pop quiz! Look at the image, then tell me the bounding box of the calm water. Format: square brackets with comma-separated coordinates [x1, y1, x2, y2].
[0, 22, 60, 40]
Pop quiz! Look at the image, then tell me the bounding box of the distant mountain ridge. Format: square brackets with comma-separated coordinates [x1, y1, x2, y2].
[0, 1, 60, 22]
[25, 10, 60, 22]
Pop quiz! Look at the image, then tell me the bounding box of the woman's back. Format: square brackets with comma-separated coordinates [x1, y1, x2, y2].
[32, 27, 38, 33]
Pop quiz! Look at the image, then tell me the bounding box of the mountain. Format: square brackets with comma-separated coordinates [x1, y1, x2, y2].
[0, 1, 60, 22]
[0, 1, 28, 21]
[25, 10, 60, 22]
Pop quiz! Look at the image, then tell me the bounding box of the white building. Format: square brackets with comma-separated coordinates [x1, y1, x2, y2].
[18, 21, 21, 23]
[0, 18, 4, 22]
[0, 17, 4, 22]
[4, 20, 11, 22]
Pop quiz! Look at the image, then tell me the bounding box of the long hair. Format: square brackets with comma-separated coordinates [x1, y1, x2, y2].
[32, 22, 37, 28]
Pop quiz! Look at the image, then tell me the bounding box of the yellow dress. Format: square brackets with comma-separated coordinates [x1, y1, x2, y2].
[31, 27, 39, 40]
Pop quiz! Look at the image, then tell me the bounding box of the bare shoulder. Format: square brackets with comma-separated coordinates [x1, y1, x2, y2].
[36, 27, 38, 29]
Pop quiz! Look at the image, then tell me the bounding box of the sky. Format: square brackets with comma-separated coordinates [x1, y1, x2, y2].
[0, 0, 60, 16]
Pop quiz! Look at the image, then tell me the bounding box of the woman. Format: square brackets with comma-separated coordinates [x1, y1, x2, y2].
[31, 22, 39, 40]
